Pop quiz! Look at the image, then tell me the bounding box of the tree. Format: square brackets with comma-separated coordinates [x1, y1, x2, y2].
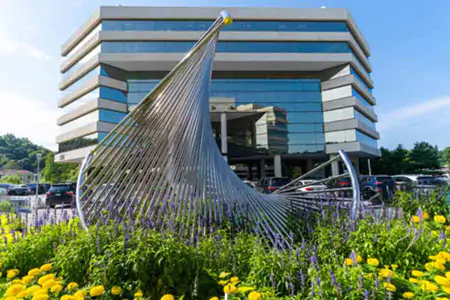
[441, 147, 450, 167]
[0, 174, 23, 184]
[408, 141, 441, 173]
[41, 152, 79, 183]
[2, 160, 21, 170]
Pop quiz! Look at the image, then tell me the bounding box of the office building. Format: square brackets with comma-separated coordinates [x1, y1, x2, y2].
[56, 6, 380, 178]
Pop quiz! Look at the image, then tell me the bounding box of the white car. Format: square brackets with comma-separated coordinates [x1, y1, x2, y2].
[296, 180, 327, 192]
[242, 180, 254, 188]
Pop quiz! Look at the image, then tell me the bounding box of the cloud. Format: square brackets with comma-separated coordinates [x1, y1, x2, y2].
[378, 97, 450, 130]
[0, 35, 51, 61]
[0, 92, 58, 151]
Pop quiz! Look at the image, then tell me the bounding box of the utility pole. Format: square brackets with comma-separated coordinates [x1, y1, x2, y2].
[35, 153, 42, 208]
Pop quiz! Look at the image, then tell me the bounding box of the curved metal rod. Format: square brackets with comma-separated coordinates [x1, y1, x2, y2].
[76, 149, 92, 230]
[338, 149, 361, 220]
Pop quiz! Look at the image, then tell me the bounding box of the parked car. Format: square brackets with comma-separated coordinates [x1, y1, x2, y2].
[27, 183, 47, 194]
[255, 177, 291, 193]
[0, 187, 7, 196]
[360, 175, 396, 201]
[7, 184, 31, 196]
[45, 184, 76, 208]
[242, 180, 254, 188]
[393, 175, 447, 191]
[296, 180, 327, 192]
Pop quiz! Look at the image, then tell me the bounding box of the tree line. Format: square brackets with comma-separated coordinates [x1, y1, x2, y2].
[362, 141, 450, 175]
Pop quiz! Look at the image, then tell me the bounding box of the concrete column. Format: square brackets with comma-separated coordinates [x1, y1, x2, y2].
[306, 159, 313, 172]
[331, 155, 339, 176]
[351, 157, 360, 174]
[260, 159, 266, 178]
[274, 155, 282, 177]
[220, 113, 227, 161]
[247, 163, 253, 180]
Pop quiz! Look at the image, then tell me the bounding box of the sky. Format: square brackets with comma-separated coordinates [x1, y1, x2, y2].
[0, 0, 449, 151]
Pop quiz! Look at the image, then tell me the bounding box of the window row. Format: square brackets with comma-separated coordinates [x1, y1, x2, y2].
[323, 107, 376, 130]
[350, 67, 372, 93]
[101, 41, 352, 54]
[58, 132, 107, 153]
[325, 129, 378, 148]
[102, 20, 348, 32]
[352, 88, 374, 109]
[58, 109, 126, 135]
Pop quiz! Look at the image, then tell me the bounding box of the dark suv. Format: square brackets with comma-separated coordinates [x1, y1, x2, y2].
[45, 183, 76, 208]
[255, 177, 291, 193]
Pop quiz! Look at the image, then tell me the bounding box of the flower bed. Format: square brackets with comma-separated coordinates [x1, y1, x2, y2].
[0, 189, 448, 299]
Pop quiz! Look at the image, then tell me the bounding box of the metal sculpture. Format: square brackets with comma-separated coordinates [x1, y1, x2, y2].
[76, 11, 361, 242]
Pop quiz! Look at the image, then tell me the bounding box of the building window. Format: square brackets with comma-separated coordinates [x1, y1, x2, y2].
[356, 130, 378, 148]
[58, 132, 108, 153]
[101, 41, 351, 54]
[102, 20, 348, 32]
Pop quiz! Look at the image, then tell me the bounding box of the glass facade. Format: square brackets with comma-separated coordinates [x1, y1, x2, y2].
[59, 109, 126, 135]
[352, 88, 373, 109]
[58, 132, 108, 153]
[356, 130, 378, 148]
[62, 44, 102, 80]
[62, 66, 100, 96]
[325, 130, 378, 149]
[102, 41, 351, 54]
[102, 20, 348, 32]
[351, 67, 372, 93]
[354, 110, 376, 130]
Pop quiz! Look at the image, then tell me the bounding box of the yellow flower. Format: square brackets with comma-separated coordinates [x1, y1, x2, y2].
[134, 290, 143, 297]
[409, 278, 419, 283]
[434, 275, 450, 286]
[7, 269, 19, 279]
[229, 276, 239, 284]
[39, 264, 52, 272]
[379, 268, 394, 278]
[411, 216, 420, 223]
[429, 255, 438, 260]
[26, 285, 41, 294]
[437, 298, 450, 300]
[160, 294, 174, 300]
[218, 272, 231, 279]
[238, 286, 255, 293]
[16, 290, 29, 299]
[32, 295, 49, 300]
[391, 264, 398, 270]
[423, 212, 430, 220]
[37, 274, 55, 285]
[364, 273, 373, 279]
[33, 288, 48, 296]
[383, 282, 396, 292]
[210, 297, 219, 300]
[42, 279, 56, 289]
[248, 291, 262, 300]
[435, 215, 447, 224]
[425, 262, 445, 271]
[61, 296, 77, 300]
[50, 284, 63, 293]
[89, 285, 105, 297]
[436, 262, 446, 271]
[111, 286, 122, 295]
[6, 284, 25, 296]
[22, 275, 34, 284]
[402, 292, 414, 299]
[74, 290, 86, 298]
[33, 295, 49, 300]
[367, 258, 380, 266]
[443, 286, 450, 294]
[218, 280, 229, 286]
[28, 268, 40, 276]
[344, 258, 353, 266]
[13, 279, 23, 284]
[224, 284, 238, 294]
[67, 282, 79, 290]
[420, 281, 439, 293]
[440, 252, 450, 261]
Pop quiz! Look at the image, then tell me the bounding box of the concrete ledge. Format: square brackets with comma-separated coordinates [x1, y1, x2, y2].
[57, 98, 128, 126]
[58, 76, 127, 108]
[321, 74, 375, 103]
[62, 9, 101, 56]
[59, 55, 99, 91]
[326, 141, 380, 157]
[61, 33, 101, 73]
[55, 145, 97, 163]
[322, 96, 378, 122]
[324, 118, 380, 139]
[56, 121, 116, 144]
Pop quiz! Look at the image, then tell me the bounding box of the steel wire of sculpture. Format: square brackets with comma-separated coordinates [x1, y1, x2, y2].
[76, 11, 361, 244]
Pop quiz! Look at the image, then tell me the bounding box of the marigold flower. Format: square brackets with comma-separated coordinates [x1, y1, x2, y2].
[411, 216, 420, 223]
[429, 255, 438, 260]
[402, 292, 414, 299]
[344, 258, 353, 266]
[67, 282, 79, 290]
[12, 279, 23, 284]
[16, 290, 29, 299]
[74, 290, 86, 298]
[421, 281, 439, 293]
[238, 286, 255, 293]
[7, 269, 19, 279]
[436, 297, 450, 300]
[224, 284, 237, 294]
[391, 264, 398, 270]
[6, 284, 25, 296]
[22, 275, 34, 284]
[134, 290, 143, 297]
[89, 285, 105, 297]
[379, 268, 394, 278]
[33, 288, 48, 295]
[111, 286, 122, 295]
[37, 274, 55, 285]
[356, 255, 362, 262]
[440, 252, 450, 261]
[50, 284, 63, 293]
[39, 264, 52, 272]
[26, 285, 41, 294]
[442, 286, 450, 294]
[229, 276, 239, 284]
[434, 275, 450, 286]
[28, 268, 40, 276]
[409, 278, 419, 283]
[367, 258, 379, 266]
[435, 215, 446, 224]
[210, 297, 219, 300]
[32, 295, 49, 300]
[364, 273, 373, 279]
[422, 212, 430, 220]
[61, 296, 76, 300]
[248, 291, 262, 300]
[383, 282, 396, 292]
[160, 294, 174, 300]
[218, 280, 229, 285]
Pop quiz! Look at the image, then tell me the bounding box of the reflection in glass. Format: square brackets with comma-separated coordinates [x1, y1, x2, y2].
[58, 132, 107, 153]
